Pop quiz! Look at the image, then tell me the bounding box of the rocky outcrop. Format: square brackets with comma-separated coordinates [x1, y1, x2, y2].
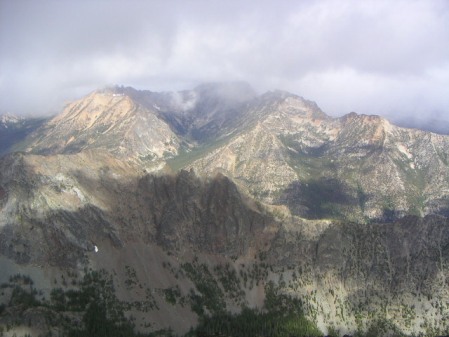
[0, 152, 277, 268]
[136, 170, 276, 254]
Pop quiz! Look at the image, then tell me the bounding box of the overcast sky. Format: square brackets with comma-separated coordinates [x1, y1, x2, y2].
[1, 0, 449, 125]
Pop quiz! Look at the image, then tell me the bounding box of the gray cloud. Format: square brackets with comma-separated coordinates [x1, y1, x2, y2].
[1, 0, 448, 125]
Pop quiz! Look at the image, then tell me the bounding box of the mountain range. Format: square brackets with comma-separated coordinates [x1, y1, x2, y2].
[14, 83, 449, 222]
[1, 82, 449, 337]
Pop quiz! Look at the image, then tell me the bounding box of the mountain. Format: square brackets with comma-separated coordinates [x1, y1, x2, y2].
[2, 150, 449, 336]
[21, 88, 182, 171]
[1, 83, 449, 336]
[0, 151, 277, 265]
[124, 81, 257, 142]
[0, 151, 280, 334]
[19, 85, 449, 223]
[187, 93, 449, 222]
[19, 82, 255, 170]
[0, 113, 47, 156]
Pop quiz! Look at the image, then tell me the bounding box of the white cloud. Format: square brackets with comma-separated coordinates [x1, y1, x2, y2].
[0, 0, 448, 123]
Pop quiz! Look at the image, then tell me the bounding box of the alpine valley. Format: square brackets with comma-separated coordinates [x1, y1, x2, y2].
[1, 82, 449, 337]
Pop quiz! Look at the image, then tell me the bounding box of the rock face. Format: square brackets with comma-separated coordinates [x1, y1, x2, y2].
[0, 152, 276, 267]
[1, 83, 449, 336]
[23, 89, 181, 170]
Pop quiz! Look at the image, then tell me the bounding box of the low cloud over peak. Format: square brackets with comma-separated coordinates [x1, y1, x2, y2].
[1, 0, 448, 125]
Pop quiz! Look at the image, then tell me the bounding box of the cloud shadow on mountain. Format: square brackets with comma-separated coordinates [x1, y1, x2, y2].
[278, 178, 361, 219]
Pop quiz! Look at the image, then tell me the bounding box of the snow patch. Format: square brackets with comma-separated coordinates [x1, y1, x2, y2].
[72, 187, 86, 202]
[0, 114, 21, 124]
[94, 245, 99, 253]
[287, 146, 298, 154]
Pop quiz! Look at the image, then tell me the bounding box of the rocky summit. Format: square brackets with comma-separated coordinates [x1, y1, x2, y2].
[1, 83, 449, 337]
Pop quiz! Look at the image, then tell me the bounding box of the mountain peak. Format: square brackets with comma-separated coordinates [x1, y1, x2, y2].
[25, 88, 181, 165]
[96, 84, 140, 96]
[341, 111, 393, 129]
[342, 111, 384, 121]
[50, 89, 136, 126]
[256, 91, 328, 120]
